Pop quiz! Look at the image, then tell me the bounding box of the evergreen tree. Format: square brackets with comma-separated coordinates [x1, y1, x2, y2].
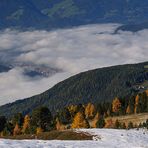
[121, 122, 126, 129]
[128, 122, 133, 129]
[96, 117, 105, 128]
[3, 122, 13, 136]
[0, 116, 6, 132]
[58, 108, 71, 124]
[12, 113, 24, 127]
[31, 107, 53, 131]
[114, 119, 121, 129]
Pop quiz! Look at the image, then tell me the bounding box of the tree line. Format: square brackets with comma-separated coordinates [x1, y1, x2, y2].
[0, 90, 148, 136]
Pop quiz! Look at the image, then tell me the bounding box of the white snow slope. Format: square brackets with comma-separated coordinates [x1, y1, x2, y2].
[0, 129, 147, 148]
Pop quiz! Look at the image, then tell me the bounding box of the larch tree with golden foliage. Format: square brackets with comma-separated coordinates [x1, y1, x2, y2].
[36, 127, 43, 135]
[104, 119, 114, 128]
[112, 97, 121, 114]
[85, 103, 95, 119]
[91, 112, 100, 128]
[126, 105, 131, 114]
[107, 109, 111, 117]
[134, 95, 139, 114]
[13, 123, 21, 136]
[55, 117, 67, 130]
[71, 112, 89, 129]
[68, 105, 77, 118]
[22, 115, 30, 134]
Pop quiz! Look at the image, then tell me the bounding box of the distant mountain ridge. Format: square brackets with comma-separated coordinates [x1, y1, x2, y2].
[0, 61, 148, 118]
[0, 0, 148, 30]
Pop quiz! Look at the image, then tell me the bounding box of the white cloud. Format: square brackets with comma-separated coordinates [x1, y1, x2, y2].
[0, 24, 148, 105]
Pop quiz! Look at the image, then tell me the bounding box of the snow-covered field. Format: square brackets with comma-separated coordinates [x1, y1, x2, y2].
[0, 129, 147, 148]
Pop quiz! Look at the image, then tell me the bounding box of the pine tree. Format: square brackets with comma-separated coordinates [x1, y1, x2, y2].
[71, 112, 89, 129]
[12, 113, 24, 127]
[114, 119, 120, 129]
[128, 122, 133, 129]
[121, 122, 126, 129]
[0, 116, 6, 132]
[96, 117, 105, 128]
[58, 108, 71, 124]
[31, 107, 52, 131]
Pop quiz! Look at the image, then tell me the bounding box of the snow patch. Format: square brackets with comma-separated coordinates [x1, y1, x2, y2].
[0, 129, 147, 148]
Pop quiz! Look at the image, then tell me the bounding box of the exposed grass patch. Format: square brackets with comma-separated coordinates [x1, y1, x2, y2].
[1, 130, 93, 140]
[105, 113, 148, 126]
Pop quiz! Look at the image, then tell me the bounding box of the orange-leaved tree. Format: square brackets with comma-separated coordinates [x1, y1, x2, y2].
[71, 112, 89, 129]
[13, 123, 21, 136]
[112, 97, 121, 114]
[134, 95, 139, 113]
[85, 103, 95, 119]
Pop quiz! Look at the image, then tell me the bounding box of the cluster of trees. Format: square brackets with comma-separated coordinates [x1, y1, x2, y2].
[0, 90, 147, 136]
[0, 107, 53, 136]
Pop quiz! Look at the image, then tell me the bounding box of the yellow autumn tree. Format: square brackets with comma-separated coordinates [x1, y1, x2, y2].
[107, 109, 111, 117]
[68, 105, 77, 118]
[112, 97, 121, 113]
[22, 115, 30, 134]
[13, 123, 21, 136]
[36, 127, 43, 135]
[71, 112, 89, 129]
[134, 95, 139, 113]
[104, 119, 114, 128]
[91, 112, 100, 128]
[145, 90, 148, 96]
[85, 103, 95, 119]
[56, 117, 67, 130]
[126, 105, 131, 114]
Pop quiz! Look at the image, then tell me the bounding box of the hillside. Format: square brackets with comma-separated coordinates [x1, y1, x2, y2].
[0, 0, 148, 30]
[0, 61, 148, 118]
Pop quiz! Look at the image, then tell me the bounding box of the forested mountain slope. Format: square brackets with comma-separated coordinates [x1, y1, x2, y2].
[0, 61, 148, 118]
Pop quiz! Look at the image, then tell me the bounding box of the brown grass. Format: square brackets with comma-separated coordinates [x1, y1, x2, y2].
[1, 130, 93, 140]
[105, 113, 148, 127]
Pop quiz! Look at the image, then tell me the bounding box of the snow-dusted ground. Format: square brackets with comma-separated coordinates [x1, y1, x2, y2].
[0, 129, 147, 148]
